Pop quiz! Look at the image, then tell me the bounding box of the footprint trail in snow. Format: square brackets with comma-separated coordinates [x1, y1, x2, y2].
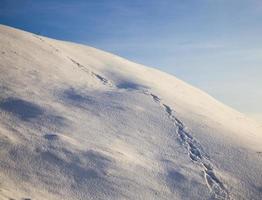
[144, 91, 230, 200]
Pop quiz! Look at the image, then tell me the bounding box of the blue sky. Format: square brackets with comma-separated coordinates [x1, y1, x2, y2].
[0, 0, 261, 123]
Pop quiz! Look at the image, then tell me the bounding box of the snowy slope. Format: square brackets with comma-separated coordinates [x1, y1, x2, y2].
[0, 25, 261, 200]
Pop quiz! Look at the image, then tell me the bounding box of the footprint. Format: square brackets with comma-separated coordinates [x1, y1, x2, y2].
[150, 93, 160, 102]
[44, 134, 59, 141]
[163, 104, 172, 116]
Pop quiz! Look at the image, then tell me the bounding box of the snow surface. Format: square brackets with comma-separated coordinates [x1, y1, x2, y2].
[0, 25, 261, 200]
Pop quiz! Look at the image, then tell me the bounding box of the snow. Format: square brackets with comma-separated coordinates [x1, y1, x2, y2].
[0, 24, 261, 200]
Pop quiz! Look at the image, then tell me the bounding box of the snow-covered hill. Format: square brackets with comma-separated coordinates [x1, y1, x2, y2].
[0, 25, 261, 200]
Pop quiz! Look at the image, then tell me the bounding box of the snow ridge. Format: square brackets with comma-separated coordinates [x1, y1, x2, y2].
[18, 34, 231, 199]
[1, 25, 262, 199]
[37, 35, 230, 198]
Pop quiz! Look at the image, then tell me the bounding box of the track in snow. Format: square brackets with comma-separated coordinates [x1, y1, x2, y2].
[67, 57, 110, 86]
[33, 35, 110, 86]
[144, 91, 230, 200]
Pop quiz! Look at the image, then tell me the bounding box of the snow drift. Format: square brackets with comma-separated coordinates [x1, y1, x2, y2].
[0, 25, 261, 200]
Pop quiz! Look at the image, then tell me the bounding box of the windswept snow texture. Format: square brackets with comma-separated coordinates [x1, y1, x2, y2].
[0, 25, 262, 200]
